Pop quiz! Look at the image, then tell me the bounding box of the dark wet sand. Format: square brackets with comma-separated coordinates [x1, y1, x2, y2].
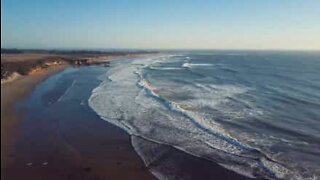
[2, 116, 155, 180]
[1, 65, 67, 169]
[1, 66, 250, 180]
[1, 66, 155, 180]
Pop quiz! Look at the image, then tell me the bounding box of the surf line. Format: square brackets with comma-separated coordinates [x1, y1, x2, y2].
[135, 69, 279, 179]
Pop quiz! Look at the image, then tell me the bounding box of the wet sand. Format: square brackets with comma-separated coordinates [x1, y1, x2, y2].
[1, 66, 155, 180]
[1, 65, 68, 168]
[1, 64, 250, 180]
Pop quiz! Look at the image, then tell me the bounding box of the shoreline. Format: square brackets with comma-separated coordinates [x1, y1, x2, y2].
[1, 53, 159, 179]
[2, 55, 250, 180]
[1, 65, 68, 169]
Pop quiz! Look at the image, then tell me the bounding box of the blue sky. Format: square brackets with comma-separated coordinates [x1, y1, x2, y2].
[1, 0, 320, 50]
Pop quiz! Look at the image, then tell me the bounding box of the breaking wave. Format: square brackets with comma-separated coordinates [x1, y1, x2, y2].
[89, 54, 319, 180]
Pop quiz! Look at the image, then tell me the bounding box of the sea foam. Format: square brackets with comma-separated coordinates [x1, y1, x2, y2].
[88, 54, 308, 180]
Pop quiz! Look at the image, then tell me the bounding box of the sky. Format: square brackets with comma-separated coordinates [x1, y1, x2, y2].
[1, 0, 320, 50]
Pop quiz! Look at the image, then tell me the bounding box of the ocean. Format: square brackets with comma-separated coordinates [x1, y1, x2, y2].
[89, 51, 320, 179]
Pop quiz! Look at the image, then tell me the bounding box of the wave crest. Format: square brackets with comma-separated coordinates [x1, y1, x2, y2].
[88, 55, 307, 179]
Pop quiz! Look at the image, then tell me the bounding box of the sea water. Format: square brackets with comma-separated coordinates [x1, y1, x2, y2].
[89, 51, 320, 179]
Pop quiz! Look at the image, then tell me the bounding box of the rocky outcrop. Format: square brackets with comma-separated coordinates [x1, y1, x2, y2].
[1, 72, 21, 84]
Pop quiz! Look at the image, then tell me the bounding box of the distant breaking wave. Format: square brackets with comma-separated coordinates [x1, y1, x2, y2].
[182, 63, 214, 68]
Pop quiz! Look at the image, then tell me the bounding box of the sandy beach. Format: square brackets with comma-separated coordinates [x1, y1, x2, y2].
[1, 63, 156, 180]
[2, 1, 319, 179]
[1, 65, 68, 168]
[1, 61, 251, 180]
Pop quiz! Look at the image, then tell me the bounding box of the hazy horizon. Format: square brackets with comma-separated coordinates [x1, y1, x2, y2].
[1, 0, 320, 50]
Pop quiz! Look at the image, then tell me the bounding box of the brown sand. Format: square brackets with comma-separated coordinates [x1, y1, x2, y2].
[1, 65, 68, 168]
[1, 57, 248, 180]
[1, 65, 155, 180]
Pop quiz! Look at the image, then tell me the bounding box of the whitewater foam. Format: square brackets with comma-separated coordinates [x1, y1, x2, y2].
[88, 54, 312, 179]
[182, 63, 214, 68]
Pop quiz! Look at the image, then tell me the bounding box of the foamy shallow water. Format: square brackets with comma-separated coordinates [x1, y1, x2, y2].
[89, 52, 320, 179]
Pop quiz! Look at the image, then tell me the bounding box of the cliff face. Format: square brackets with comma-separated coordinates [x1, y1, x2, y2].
[1, 60, 65, 77]
[1, 64, 9, 79]
[1, 50, 155, 81]
[1, 58, 112, 80]
[1, 72, 20, 84]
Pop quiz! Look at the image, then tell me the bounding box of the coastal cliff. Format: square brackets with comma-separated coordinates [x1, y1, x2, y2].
[1, 49, 156, 83]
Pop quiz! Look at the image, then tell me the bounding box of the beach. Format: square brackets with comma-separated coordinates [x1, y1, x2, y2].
[1, 65, 68, 168]
[1, 56, 251, 180]
[2, 0, 319, 179]
[1, 56, 155, 179]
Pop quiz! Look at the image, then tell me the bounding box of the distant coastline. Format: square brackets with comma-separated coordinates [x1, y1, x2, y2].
[1, 48, 158, 83]
[1, 50, 158, 179]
